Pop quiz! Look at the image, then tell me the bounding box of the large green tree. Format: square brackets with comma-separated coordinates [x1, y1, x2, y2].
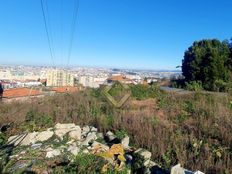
[182, 39, 231, 90]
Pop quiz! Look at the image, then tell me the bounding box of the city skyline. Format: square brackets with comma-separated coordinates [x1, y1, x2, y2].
[0, 0, 232, 70]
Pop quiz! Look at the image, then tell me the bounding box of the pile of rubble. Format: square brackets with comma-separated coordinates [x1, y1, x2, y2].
[0, 123, 205, 174]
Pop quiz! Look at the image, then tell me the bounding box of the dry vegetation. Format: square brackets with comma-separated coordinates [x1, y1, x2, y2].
[0, 84, 232, 174]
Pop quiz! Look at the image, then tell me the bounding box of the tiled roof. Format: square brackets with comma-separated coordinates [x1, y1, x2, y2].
[3, 88, 42, 99]
[52, 86, 79, 93]
[109, 75, 125, 81]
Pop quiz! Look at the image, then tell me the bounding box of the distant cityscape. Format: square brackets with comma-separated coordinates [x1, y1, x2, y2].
[0, 65, 181, 90]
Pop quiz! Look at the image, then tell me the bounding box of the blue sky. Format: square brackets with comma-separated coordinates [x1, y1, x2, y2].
[0, 0, 232, 70]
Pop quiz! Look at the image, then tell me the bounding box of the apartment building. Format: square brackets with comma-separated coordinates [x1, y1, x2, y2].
[79, 76, 107, 88]
[46, 69, 74, 87]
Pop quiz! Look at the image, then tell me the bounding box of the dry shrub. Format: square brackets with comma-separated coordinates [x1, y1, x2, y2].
[0, 89, 232, 173]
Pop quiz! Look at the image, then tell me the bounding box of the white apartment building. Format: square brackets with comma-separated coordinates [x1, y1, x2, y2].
[79, 76, 107, 88]
[0, 70, 12, 80]
[46, 69, 74, 87]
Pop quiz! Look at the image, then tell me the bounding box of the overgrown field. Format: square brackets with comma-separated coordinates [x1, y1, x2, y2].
[0, 84, 232, 173]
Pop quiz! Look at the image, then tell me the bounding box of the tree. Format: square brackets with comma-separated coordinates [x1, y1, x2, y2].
[182, 39, 231, 91]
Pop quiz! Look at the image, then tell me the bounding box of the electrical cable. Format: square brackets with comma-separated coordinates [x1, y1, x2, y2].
[66, 0, 80, 67]
[40, 0, 55, 66]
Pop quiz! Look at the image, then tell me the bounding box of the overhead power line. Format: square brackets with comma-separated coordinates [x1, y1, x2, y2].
[40, 0, 55, 66]
[66, 0, 80, 67]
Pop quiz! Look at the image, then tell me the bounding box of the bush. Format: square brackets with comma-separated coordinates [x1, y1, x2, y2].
[185, 81, 203, 91]
[22, 110, 53, 131]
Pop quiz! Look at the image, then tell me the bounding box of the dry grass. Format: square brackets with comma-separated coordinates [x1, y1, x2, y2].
[0, 89, 232, 173]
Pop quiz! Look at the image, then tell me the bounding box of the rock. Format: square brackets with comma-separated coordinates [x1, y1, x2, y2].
[54, 123, 76, 130]
[194, 171, 205, 174]
[20, 132, 38, 146]
[121, 136, 130, 149]
[91, 141, 109, 152]
[135, 148, 152, 160]
[55, 124, 80, 139]
[106, 131, 116, 141]
[149, 161, 158, 168]
[133, 148, 152, 170]
[67, 145, 80, 156]
[31, 143, 42, 149]
[90, 126, 97, 132]
[82, 149, 89, 154]
[81, 132, 97, 146]
[47, 127, 53, 131]
[8, 133, 38, 146]
[68, 126, 81, 140]
[83, 125, 90, 132]
[8, 134, 25, 146]
[8, 130, 53, 146]
[35, 130, 54, 142]
[46, 149, 61, 158]
[171, 164, 186, 174]
[97, 133, 104, 139]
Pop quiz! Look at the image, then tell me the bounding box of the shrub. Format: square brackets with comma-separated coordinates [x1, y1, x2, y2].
[185, 81, 203, 91]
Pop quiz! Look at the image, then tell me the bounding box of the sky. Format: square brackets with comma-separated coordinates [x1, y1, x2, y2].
[0, 0, 232, 70]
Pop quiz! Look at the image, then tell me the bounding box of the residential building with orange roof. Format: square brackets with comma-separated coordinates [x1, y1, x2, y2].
[52, 86, 79, 93]
[3, 88, 42, 99]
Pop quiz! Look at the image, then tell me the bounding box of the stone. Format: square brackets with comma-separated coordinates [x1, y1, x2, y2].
[7, 133, 38, 146]
[194, 171, 205, 174]
[149, 161, 158, 168]
[31, 143, 42, 149]
[67, 145, 80, 156]
[47, 127, 53, 131]
[35, 130, 54, 142]
[81, 132, 97, 146]
[68, 126, 81, 140]
[82, 126, 90, 133]
[55, 124, 80, 139]
[54, 123, 76, 130]
[82, 126, 90, 137]
[171, 164, 186, 174]
[20, 132, 38, 146]
[8, 134, 25, 146]
[97, 133, 104, 139]
[46, 149, 61, 158]
[121, 136, 130, 149]
[134, 148, 152, 169]
[91, 141, 109, 152]
[135, 148, 152, 160]
[90, 126, 97, 132]
[106, 131, 116, 141]
[82, 149, 89, 154]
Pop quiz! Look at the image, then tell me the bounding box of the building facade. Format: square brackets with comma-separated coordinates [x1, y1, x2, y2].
[46, 69, 74, 87]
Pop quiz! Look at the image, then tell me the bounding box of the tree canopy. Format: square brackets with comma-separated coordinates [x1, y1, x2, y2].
[182, 39, 231, 91]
